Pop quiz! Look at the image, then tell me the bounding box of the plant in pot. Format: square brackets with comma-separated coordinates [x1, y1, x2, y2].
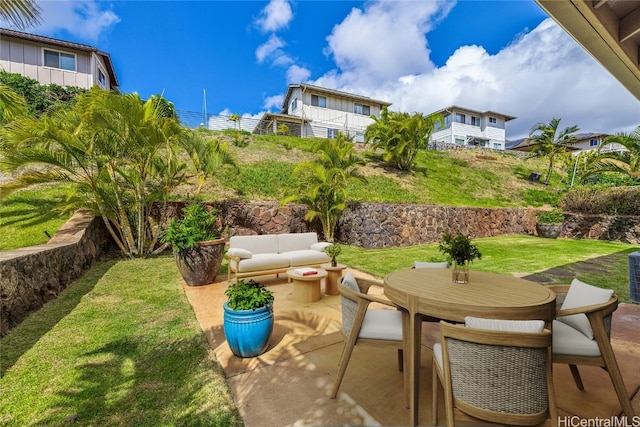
[324, 243, 342, 267]
[161, 202, 225, 286]
[438, 231, 482, 284]
[535, 209, 565, 239]
[223, 279, 275, 358]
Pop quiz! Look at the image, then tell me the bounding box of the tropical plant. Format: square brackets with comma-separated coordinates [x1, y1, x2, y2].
[536, 209, 565, 224]
[0, 82, 27, 124]
[284, 133, 365, 242]
[365, 107, 442, 171]
[0, 88, 225, 257]
[0, 0, 41, 29]
[225, 279, 274, 311]
[529, 118, 579, 185]
[276, 123, 289, 136]
[324, 243, 342, 267]
[596, 125, 640, 178]
[438, 231, 482, 266]
[160, 203, 222, 252]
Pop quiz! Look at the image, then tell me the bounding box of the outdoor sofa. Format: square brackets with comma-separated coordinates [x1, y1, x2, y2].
[226, 232, 332, 284]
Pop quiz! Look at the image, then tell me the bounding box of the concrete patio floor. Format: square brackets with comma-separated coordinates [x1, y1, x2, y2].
[184, 270, 640, 427]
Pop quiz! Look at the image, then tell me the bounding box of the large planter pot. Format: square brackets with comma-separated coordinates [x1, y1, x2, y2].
[223, 302, 274, 358]
[536, 223, 563, 239]
[174, 238, 225, 286]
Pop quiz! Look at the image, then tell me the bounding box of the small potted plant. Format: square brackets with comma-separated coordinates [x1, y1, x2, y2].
[161, 203, 225, 286]
[535, 209, 565, 239]
[223, 279, 275, 358]
[438, 231, 482, 283]
[324, 243, 342, 267]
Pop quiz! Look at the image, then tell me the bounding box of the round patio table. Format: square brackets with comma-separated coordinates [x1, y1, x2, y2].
[384, 268, 556, 427]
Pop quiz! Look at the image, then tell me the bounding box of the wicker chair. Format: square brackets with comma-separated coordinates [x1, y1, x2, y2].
[330, 272, 405, 400]
[550, 284, 635, 418]
[432, 320, 556, 427]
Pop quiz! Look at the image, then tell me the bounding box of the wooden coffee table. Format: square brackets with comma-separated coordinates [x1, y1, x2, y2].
[287, 268, 328, 303]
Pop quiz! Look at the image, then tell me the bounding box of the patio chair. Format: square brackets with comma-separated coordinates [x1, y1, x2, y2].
[330, 272, 405, 400]
[432, 318, 556, 427]
[550, 280, 635, 418]
[413, 261, 449, 269]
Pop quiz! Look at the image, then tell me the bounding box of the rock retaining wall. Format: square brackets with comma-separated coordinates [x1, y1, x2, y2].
[0, 210, 113, 336]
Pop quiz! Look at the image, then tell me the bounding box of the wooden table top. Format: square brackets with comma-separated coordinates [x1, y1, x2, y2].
[384, 268, 556, 322]
[287, 268, 327, 281]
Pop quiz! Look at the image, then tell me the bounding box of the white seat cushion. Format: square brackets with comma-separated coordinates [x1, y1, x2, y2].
[552, 320, 601, 357]
[465, 316, 545, 333]
[282, 249, 330, 266]
[414, 261, 448, 269]
[557, 279, 613, 340]
[231, 253, 290, 273]
[359, 309, 403, 341]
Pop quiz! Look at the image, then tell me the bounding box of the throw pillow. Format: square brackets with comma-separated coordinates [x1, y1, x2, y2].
[557, 278, 613, 340]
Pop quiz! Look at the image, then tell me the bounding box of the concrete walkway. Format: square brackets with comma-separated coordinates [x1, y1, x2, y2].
[184, 270, 640, 427]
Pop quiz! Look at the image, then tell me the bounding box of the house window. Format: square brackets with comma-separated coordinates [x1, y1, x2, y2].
[489, 117, 497, 124]
[98, 69, 107, 88]
[454, 137, 465, 145]
[311, 95, 327, 108]
[353, 103, 370, 115]
[455, 113, 465, 124]
[471, 116, 480, 126]
[493, 143, 501, 149]
[443, 114, 451, 125]
[290, 98, 297, 113]
[327, 128, 339, 139]
[590, 139, 598, 147]
[44, 49, 76, 71]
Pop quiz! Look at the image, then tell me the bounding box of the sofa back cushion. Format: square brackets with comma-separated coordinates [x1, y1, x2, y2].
[229, 234, 279, 255]
[277, 232, 318, 253]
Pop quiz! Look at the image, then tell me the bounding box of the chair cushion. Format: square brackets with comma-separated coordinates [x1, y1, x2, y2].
[229, 235, 278, 255]
[282, 249, 330, 267]
[552, 320, 601, 357]
[277, 232, 318, 253]
[231, 253, 290, 273]
[414, 261, 448, 269]
[359, 309, 403, 341]
[342, 272, 359, 291]
[465, 316, 545, 333]
[558, 278, 613, 340]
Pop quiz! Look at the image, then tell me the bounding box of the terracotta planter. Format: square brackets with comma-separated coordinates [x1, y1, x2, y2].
[174, 238, 225, 286]
[536, 223, 563, 239]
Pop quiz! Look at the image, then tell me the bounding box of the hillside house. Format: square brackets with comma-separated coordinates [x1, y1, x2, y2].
[254, 83, 391, 142]
[429, 105, 516, 150]
[506, 132, 627, 155]
[0, 28, 119, 91]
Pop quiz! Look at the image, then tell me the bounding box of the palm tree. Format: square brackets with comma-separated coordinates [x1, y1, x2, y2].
[180, 130, 238, 195]
[529, 118, 579, 185]
[0, 0, 41, 29]
[597, 125, 640, 177]
[0, 82, 27, 124]
[285, 133, 365, 242]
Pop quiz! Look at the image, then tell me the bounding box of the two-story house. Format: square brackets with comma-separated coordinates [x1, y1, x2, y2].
[254, 83, 392, 141]
[430, 105, 516, 150]
[0, 28, 119, 91]
[506, 132, 627, 155]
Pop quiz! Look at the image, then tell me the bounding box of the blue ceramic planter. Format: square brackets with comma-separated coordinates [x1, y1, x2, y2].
[223, 302, 274, 358]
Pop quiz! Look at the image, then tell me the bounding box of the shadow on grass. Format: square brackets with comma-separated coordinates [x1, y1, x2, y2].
[0, 192, 67, 229]
[0, 259, 118, 377]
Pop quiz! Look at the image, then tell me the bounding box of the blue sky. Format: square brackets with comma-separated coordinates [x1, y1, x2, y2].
[3, 0, 639, 138]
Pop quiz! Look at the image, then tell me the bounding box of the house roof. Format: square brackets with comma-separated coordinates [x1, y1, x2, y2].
[535, 0, 640, 101]
[573, 132, 611, 141]
[0, 28, 119, 88]
[281, 83, 392, 113]
[433, 105, 517, 122]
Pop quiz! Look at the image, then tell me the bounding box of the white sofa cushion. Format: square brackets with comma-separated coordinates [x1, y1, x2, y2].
[229, 234, 279, 255]
[282, 249, 330, 267]
[230, 253, 290, 273]
[311, 242, 332, 252]
[552, 320, 601, 357]
[558, 278, 613, 340]
[414, 261, 448, 269]
[278, 232, 318, 253]
[465, 316, 545, 333]
[227, 248, 253, 259]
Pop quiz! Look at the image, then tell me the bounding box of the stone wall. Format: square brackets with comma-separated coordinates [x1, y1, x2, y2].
[0, 210, 113, 336]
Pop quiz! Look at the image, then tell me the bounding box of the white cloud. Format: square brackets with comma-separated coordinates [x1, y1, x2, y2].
[263, 94, 284, 110]
[256, 34, 288, 64]
[286, 65, 311, 84]
[311, 1, 638, 138]
[34, 0, 120, 41]
[256, 0, 293, 33]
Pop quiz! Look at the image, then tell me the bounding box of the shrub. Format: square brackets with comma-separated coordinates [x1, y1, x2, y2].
[536, 209, 565, 224]
[225, 279, 274, 310]
[560, 186, 640, 215]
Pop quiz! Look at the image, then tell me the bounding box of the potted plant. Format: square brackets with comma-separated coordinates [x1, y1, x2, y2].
[161, 203, 225, 286]
[324, 243, 342, 267]
[223, 279, 275, 358]
[535, 209, 565, 239]
[438, 231, 482, 283]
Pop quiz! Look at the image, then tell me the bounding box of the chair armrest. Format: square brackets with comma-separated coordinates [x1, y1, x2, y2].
[556, 296, 618, 317]
[337, 280, 398, 309]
